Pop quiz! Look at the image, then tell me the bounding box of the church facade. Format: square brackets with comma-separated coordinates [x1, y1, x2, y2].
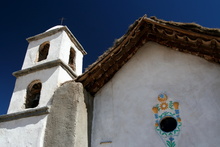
[0, 16, 220, 147]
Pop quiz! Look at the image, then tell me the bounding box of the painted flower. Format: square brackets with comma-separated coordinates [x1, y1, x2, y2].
[160, 102, 168, 110]
[169, 137, 174, 142]
[158, 93, 168, 102]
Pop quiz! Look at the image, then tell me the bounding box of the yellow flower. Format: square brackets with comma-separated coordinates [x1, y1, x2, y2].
[160, 102, 168, 110]
[152, 107, 158, 114]
[177, 118, 181, 122]
[173, 102, 179, 110]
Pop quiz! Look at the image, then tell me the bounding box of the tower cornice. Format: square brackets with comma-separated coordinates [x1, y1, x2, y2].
[13, 59, 77, 78]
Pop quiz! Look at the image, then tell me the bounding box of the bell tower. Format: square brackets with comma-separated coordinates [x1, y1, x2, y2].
[7, 25, 87, 113]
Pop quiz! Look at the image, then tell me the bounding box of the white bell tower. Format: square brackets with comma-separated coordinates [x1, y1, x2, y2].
[7, 25, 87, 113]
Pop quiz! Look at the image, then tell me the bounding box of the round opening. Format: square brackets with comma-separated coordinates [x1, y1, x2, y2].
[160, 117, 177, 132]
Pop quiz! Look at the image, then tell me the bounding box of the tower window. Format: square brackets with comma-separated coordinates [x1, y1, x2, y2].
[68, 47, 76, 71]
[25, 80, 42, 108]
[38, 42, 50, 62]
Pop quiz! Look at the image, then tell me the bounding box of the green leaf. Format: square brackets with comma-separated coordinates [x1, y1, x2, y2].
[166, 141, 171, 146]
[166, 140, 176, 147]
[169, 101, 174, 109]
[156, 104, 161, 111]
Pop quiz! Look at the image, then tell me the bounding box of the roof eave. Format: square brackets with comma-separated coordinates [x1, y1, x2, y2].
[76, 15, 220, 95]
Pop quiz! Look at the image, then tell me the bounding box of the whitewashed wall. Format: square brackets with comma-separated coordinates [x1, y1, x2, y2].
[59, 31, 84, 75]
[22, 30, 83, 75]
[8, 66, 72, 113]
[22, 32, 62, 69]
[92, 42, 220, 147]
[0, 115, 48, 147]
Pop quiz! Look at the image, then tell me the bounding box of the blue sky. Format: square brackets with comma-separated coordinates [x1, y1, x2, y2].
[0, 0, 220, 115]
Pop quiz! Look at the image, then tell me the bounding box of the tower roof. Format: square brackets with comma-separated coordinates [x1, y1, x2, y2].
[45, 25, 64, 32]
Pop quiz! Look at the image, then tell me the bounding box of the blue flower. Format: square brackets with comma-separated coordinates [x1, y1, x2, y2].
[169, 137, 174, 142]
[159, 94, 164, 98]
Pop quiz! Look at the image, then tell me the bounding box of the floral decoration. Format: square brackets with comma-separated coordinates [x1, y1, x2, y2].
[166, 137, 176, 147]
[152, 93, 182, 147]
[160, 102, 168, 110]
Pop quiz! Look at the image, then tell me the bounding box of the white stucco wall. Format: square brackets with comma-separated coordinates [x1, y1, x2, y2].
[22, 30, 83, 75]
[92, 42, 220, 147]
[8, 66, 72, 114]
[59, 31, 84, 75]
[0, 115, 48, 147]
[22, 32, 63, 69]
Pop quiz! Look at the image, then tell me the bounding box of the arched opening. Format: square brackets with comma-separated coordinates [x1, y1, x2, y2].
[25, 80, 42, 108]
[68, 47, 76, 71]
[38, 42, 50, 62]
[160, 117, 177, 132]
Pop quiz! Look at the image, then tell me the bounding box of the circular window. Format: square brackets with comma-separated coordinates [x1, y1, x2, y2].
[160, 117, 177, 132]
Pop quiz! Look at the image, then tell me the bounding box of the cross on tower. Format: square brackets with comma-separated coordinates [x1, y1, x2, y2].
[60, 17, 66, 25]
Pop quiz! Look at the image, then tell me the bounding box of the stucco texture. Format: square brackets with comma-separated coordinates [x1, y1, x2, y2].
[92, 42, 220, 147]
[23, 30, 83, 75]
[8, 66, 73, 114]
[44, 81, 88, 147]
[0, 115, 48, 147]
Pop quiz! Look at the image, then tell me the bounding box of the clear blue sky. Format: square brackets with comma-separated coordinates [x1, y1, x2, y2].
[0, 0, 219, 115]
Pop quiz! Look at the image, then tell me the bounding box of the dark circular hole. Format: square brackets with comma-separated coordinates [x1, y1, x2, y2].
[160, 117, 177, 132]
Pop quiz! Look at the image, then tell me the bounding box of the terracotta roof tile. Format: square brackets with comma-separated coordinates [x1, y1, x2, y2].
[76, 15, 220, 95]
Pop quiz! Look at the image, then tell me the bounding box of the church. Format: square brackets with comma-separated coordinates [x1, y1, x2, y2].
[0, 15, 220, 147]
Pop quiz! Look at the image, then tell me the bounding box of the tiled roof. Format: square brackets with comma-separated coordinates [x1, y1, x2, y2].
[76, 15, 220, 95]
